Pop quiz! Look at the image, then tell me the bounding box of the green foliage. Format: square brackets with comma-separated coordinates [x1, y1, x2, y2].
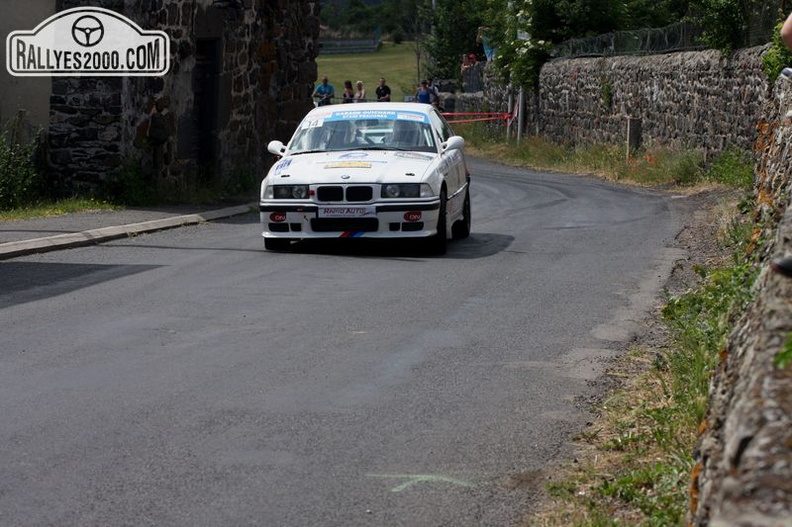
[704, 147, 754, 188]
[688, 0, 746, 55]
[481, 0, 554, 87]
[0, 197, 118, 221]
[424, 0, 486, 80]
[600, 461, 689, 523]
[774, 333, 792, 369]
[622, 0, 690, 29]
[0, 131, 42, 210]
[762, 18, 792, 82]
[600, 79, 613, 109]
[662, 214, 760, 419]
[100, 159, 157, 206]
[555, 0, 624, 38]
[321, 0, 424, 39]
[668, 149, 704, 185]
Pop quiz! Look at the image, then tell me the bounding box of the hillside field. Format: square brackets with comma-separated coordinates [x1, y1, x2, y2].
[315, 42, 421, 103]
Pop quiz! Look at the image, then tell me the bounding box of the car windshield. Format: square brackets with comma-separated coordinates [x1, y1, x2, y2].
[288, 110, 437, 154]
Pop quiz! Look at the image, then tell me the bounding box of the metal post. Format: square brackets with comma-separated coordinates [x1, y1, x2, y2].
[517, 86, 524, 144]
[506, 87, 513, 142]
[626, 117, 642, 160]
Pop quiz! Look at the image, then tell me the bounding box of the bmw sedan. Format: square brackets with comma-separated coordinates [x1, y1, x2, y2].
[260, 102, 471, 254]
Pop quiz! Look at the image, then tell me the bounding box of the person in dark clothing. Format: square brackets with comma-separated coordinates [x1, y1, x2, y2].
[375, 77, 391, 102]
[342, 80, 354, 103]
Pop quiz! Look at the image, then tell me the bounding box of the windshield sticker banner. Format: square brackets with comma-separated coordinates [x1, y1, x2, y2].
[6, 7, 170, 76]
[326, 110, 428, 123]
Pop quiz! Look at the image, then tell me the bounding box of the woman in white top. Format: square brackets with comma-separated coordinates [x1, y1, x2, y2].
[353, 80, 366, 102]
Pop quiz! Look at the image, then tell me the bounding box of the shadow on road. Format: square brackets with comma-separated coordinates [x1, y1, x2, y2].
[0, 262, 160, 309]
[278, 232, 514, 260]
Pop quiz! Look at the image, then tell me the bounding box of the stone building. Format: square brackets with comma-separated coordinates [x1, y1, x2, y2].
[0, 0, 320, 193]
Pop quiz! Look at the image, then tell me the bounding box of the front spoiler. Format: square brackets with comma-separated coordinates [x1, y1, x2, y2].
[259, 199, 441, 239]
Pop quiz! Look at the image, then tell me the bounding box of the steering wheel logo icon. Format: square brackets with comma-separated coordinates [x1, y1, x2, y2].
[71, 16, 104, 47]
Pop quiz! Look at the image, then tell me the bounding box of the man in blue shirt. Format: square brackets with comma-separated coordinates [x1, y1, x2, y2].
[313, 76, 335, 106]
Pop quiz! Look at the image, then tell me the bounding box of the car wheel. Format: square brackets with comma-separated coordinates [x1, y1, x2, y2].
[425, 188, 448, 255]
[452, 189, 471, 240]
[265, 238, 292, 251]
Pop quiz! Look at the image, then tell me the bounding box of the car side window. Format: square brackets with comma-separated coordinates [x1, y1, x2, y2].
[430, 110, 452, 144]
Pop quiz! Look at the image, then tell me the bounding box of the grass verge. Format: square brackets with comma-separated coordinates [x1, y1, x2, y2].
[526, 196, 762, 526]
[0, 197, 119, 222]
[460, 124, 754, 190]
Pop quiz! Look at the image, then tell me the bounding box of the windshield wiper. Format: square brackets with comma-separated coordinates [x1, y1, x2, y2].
[289, 149, 326, 155]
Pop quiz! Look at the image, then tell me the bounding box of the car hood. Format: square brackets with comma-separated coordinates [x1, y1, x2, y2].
[267, 150, 437, 185]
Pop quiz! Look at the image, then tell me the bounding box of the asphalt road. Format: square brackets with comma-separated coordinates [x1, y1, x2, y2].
[0, 158, 690, 526]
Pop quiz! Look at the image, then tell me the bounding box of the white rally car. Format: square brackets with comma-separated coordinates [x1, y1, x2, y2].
[260, 102, 471, 254]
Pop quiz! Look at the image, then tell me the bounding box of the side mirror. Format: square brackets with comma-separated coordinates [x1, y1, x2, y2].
[268, 140, 287, 156]
[441, 136, 465, 153]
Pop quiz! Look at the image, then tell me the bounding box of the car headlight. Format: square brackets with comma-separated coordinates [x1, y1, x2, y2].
[269, 185, 309, 199]
[381, 183, 432, 198]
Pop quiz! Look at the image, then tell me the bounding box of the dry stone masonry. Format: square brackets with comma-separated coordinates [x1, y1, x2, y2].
[538, 48, 769, 151]
[48, 0, 319, 191]
[688, 74, 792, 527]
[460, 47, 770, 152]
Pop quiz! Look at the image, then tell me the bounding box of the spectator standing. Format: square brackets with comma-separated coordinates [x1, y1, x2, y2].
[313, 76, 334, 106]
[375, 77, 391, 102]
[342, 80, 354, 103]
[415, 80, 432, 104]
[460, 54, 471, 76]
[427, 78, 440, 108]
[354, 80, 366, 102]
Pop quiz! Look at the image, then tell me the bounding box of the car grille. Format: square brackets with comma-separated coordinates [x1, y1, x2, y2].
[311, 218, 379, 232]
[316, 185, 373, 202]
[317, 186, 343, 201]
[346, 186, 373, 201]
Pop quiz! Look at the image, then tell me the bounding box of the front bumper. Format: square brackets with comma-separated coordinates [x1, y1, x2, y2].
[259, 200, 441, 238]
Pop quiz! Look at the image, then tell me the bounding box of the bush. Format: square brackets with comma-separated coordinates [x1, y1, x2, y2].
[762, 19, 792, 83]
[688, 0, 747, 55]
[705, 147, 754, 188]
[0, 132, 41, 210]
[99, 160, 157, 206]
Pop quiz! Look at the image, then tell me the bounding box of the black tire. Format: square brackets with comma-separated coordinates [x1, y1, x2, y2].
[452, 189, 471, 240]
[425, 188, 448, 255]
[265, 238, 292, 251]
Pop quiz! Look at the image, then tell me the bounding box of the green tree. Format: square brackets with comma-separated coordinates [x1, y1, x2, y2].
[688, 0, 747, 54]
[622, 0, 689, 29]
[424, 0, 487, 79]
[555, 0, 625, 39]
[346, 0, 378, 33]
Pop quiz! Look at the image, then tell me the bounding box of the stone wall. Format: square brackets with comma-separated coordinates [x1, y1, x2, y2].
[458, 48, 770, 152]
[538, 47, 769, 151]
[688, 76, 792, 527]
[48, 0, 319, 193]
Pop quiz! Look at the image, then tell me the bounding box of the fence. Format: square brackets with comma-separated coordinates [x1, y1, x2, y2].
[552, 21, 706, 59]
[318, 38, 381, 54]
